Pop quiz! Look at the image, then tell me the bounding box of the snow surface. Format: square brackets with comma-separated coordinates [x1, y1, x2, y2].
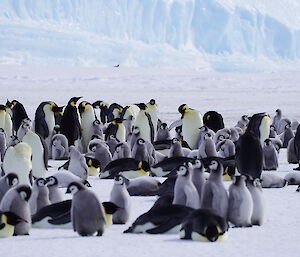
[0, 65, 300, 257]
[1, 0, 300, 71]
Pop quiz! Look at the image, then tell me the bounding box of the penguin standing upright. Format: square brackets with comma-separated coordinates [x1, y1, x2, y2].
[170, 104, 203, 149]
[146, 99, 159, 140]
[120, 105, 135, 140]
[29, 178, 50, 215]
[2, 142, 32, 185]
[92, 101, 109, 124]
[0, 105, 12, 140]
[7, 100, 28, 134]
[54, 106, 64, 126]
[0, 173, 19, 202]
[263, 139, 278, 170]
[67, 182, 106, 236]
[110, 175, 131, 224]
[78, 101, 96, 153]
[60, 97, 82, 148]
[155, 123, 171, 141]
[23, 131, 48, 179]
[34, 101, 59, 157]
[0, 128, 6, 160]
[134, 103, 154, 143]
[105, 118, 126, 142]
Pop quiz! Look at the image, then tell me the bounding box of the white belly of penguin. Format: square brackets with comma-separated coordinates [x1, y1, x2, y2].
[134, 222, 156, 233]
[4, 155, 31, 185]
[81, 112, 95, 151]
[44, 110, 55, 140]
[116, 124, 126, 142]
[119, 170, 149, 179]
[182, 112, 203, 149]
[33, 218, 72, 229]
[134, 112, 151, 142]
[259, 116, 271, 145]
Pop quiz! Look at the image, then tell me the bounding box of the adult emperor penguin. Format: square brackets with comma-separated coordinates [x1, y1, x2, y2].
[203, 111, 224, 133]
[110, 175, 131, 224]
[0, 185, 32, 235]
[34, 101, 59, 157]
[228, 176, 253, 227]
[105, 118, 126, 142]
[2, 142, 32, 185]
[54, 106, 64, 126]
[173, 162, 200, 209]
[78, 101, 96, 153]
[23, 131, 48, 179]
[92, 101, 109, 124]
[60, 97, 82, 148]
[120, 105, 135, 140]
[0, 104, 12, 141]
[170, 104, 203, 149]
[0, 211, 27, 238]
[68, 146, 88, 180]
[262, 139, 278, 170]
[7, 100, 28, 134]
[235, 113, 267, 179]
[29, 178, 50, 215]
[146, 99, 159, 139]
[66, 182, 106, 236]
[0, 173, 19, 202]
[201, 159, 228, 218]
[246, 177, 265, 226]
[0, 128, 6, 160]
[180, 209, 229, 242]
[134, 103, 154, 143]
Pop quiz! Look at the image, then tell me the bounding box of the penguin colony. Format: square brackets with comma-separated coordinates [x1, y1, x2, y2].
[0, 99, 299, 242]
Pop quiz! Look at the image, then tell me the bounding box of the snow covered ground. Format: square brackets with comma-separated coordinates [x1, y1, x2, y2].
[0, 65, 300, 257]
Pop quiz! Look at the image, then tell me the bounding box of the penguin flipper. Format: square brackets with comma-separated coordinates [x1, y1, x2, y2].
[35, 110, 49, 138]
[145, 112, 155, 143]
[169, 119, 183, 131]
[58, 160, 70, 170]
[48, 212, 71, 225]
[146, 218, 181, 234]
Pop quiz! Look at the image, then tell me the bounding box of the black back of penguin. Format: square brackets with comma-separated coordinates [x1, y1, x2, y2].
[203, 111, 225, 133]
[8, 100, 28, 133]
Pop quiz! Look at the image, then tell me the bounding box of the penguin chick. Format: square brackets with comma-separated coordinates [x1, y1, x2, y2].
[156, 123, 171, 141]
[29, 178, 50, 215]
[112, 142, 131, 160]
[0, 173, 19, 202]
[68, 146, 88, 180]
[110, 175, 131, 224]
[67, 182, 106, 236]
[168, 138, 184, 158]
[46, 177, 65, 204]
[263, 139, 278, 170]
[228, 176, 253, 227]
[51, 134, 69, 160]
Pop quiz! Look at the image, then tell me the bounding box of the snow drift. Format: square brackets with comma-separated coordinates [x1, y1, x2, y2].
[1, 0, 300, 71]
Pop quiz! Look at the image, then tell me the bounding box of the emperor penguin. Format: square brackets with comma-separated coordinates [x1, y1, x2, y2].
[54, 105, 64, 126]
[0, 105, 12, 141]
[0, 211, 27, 238]
[293, 125, 300, 170]
[235, 115, 249, 131]
[23, 131, 48, 178]
[123, 176, 161, 196]
[272, 109, 282, 132]
[92, 101, 109, 124]
[110, 175, 131, 224]
[180, 209, 229, 242]
[168, 138, 184, 158]
[246, 177, 265, 226]
[0, 173, 19, 202]
[260, 172, 286, 188]
[120, 105, 135, 140]
[29, 178, 50, 215]
[269, 125, 277, 138]
[46, 176, 65, 204]
[17, 118, 31, 141]
[146, 99, 159, 139]
[105, 118, 126, 143]
[34, 101, 59, 157]
[134, 103, 154, 143]
[287, 137, 298, 164]
[107, 103, 123, 122]
[262, 139, 278, 170]
[235, 114, 266, 179]
[196, 126, 215, 148]
[106, 134, 119, 155]
[2, 142, 32, 185]
[0, 128, 7, 160]
[228, 176, 253, 227]
[203, 111, 224, 133]
[191, 159, 205, 204]
[87, 140, 112, 171]
[67, 182, 106, 236]
[173, 162, 200, 209]
[284, 172, 300, 185]
[198, 132, 218, 159]
[155, 123, 171, 141]
[7, 100, 28, 134]
[132, 138, 148, 162]
[60, 97, 82, 148]
[280, 123, 294, 148]
[51, 134, 69, 160]
[170, 104, 203, 149]
[112, 142, 131, 160]
[214, 128, 231, 145]
[217, 139, 235, 158]
[201, 159, 229, 218]
[0, 185, 32, 235]
[277, 118, 292, 135]
[78, 101, 96, 153]
[68, 146, 88, 180]
[91, 119, 104, 139]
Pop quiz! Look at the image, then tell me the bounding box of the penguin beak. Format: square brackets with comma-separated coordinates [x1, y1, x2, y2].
[66, 188, 71, 194]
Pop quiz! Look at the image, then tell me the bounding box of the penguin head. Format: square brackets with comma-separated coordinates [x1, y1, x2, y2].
[242, 115, 249, 122]
[92, 101, 108, 109]
[46, 176, 59, 187]
[204, 133, 213, 140]
[199, 126, 208, 132]
[208, 159, 221, 173]
[135, 103, 147, 110]
[112, 118, 125, 125]
[36, 178, 47, 187]
[1, 212, 27, 226]
[139, 161, 151, 172]
[13, 142, 32, 159]
[148, 99, 156, 106]
[6, 99, 13, 109]
[0, 128, 5, 135]
[78, 101, 87, 114]
[253, 178, 262, 187]
[0, 104, 6, 112]
[137, 138, 145, 145]
[160, 123, 168, 130]
[171, 138, 180, 144]
[177, 165, 188, 176]
[264, 139, 272, 146]
[205, 225, 220, 242]
[133, 126, 140, 134]
[285, 123, 291, 130]
[16, 185, 31, 201]
[83, 180, 92, 187]
[246, 112, 270, 136]
[275, 109, 282, 115]
[270, 125, 276, 131]
[93, 119, 102, 126]
[102, 202, 121, 215]
[5, 173, 19, 187]
[178, 104, 188, 114]
[193, 159, 203, 169]
[66, 182, 85, 195]
[68, 97, 82, 106]
[114, 175, 125, 185]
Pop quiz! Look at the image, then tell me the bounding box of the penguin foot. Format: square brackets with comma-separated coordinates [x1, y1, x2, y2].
[96, 231, 103, 237]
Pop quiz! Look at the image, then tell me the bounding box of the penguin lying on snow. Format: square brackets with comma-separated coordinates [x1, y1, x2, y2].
[122, 176, 161, 196]
[0, 211, 27, 238]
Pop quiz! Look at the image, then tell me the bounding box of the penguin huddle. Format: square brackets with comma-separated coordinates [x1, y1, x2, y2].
[0, 98, 299, 242]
